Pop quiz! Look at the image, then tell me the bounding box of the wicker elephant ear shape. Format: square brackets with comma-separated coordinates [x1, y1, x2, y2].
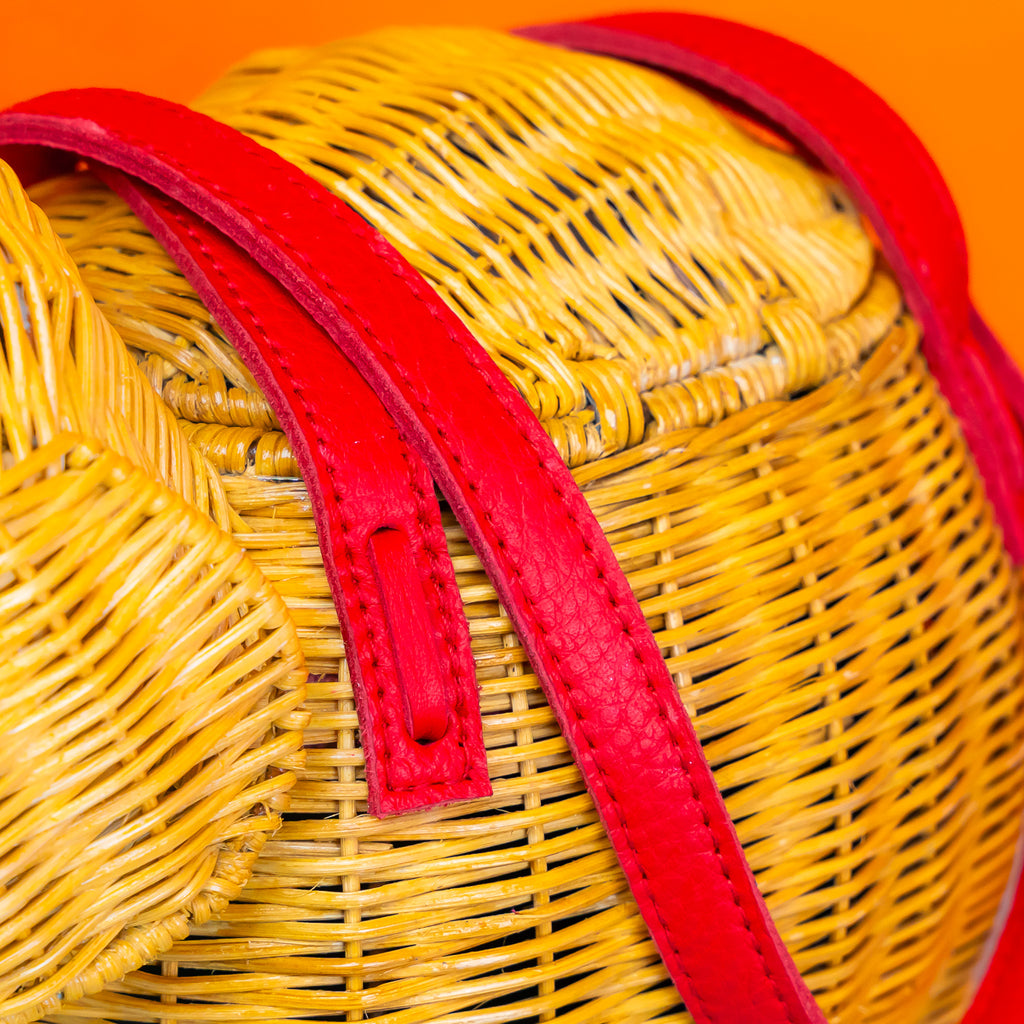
[0, 161, 307, 1024]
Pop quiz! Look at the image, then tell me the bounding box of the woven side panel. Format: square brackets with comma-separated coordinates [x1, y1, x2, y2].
[0, 166, 309, 1022]
[0, 162, 239, 532]
[0, 435, 309, 1023]
[34, 321, 1024, 1024]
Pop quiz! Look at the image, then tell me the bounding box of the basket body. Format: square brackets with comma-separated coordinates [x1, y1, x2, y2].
[2, 24, 1022, 1024]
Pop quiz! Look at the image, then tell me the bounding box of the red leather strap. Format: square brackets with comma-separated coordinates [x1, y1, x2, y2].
[519, 13, 1024, 563]
[518, 14, 1024, 1022]
[0, 89, 824, 1024]
[96, 168, 490, 816]
[960, 855, 1024, 1024]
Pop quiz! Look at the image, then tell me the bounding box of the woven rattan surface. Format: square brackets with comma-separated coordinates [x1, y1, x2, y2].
[0, 165, 308, 1023]
[199, 29, 904, 468]
[14, 26, 1024, 1024]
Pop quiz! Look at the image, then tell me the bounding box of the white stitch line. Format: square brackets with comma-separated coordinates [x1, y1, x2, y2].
[158, 197, 476, 799]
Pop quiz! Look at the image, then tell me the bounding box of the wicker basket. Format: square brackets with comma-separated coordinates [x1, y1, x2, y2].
[3, 24, 1022, 1024]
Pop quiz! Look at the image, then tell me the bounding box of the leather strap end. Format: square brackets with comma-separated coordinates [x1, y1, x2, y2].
[98, 168, 492, 817]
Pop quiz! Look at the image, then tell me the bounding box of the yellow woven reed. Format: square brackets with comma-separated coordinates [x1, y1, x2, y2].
[194, 28, 899, 469]
[0, 166, 308, 1022]
[16, 26, 1024, 1024]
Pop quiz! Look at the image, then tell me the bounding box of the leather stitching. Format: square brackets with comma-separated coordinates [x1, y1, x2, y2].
[356, 257, 794, 1024]
[159, 199, 475, 797]
[159, 138, 790, 1019]
[392, 442, 478, 764]
[150, 124, 788, 1020]
[9, 92, 807, 1021]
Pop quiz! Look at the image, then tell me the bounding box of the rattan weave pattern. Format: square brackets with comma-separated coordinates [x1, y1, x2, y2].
[0, 164, 308, 1024]
[194, 28, 901, 469]
[19, 27, 1024, 1024]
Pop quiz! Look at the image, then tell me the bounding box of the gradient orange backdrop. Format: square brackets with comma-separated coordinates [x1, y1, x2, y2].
[1, 1, 1021, 359]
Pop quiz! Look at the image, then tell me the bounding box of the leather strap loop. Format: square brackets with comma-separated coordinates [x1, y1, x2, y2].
[0, 88, 824, 1024]
[96, 168, 491, 816]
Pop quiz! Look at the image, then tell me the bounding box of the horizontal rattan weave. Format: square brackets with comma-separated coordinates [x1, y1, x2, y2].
[8, 25, 1024, 1024]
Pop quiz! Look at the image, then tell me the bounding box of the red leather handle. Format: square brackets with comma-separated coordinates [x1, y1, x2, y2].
[96, 168, 491, 816]
[519, 13, 1024, 562]
[0, 90, 824, 1024]
[960, 862, 1024, 1024]
[518, 14, 1024, 1023]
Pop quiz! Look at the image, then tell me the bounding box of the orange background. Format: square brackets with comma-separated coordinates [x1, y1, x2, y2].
[1, 1, 1021, 358]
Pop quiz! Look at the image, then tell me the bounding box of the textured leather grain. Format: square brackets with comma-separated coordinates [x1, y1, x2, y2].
[960, 861, 1024, 1024]
[519, 14, 1024, 1022]
[0, 90, 824, 1024]
[97, 169, 491, 816]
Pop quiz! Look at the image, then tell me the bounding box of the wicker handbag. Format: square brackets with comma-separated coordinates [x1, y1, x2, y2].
[2, 12, 1023, 1024]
